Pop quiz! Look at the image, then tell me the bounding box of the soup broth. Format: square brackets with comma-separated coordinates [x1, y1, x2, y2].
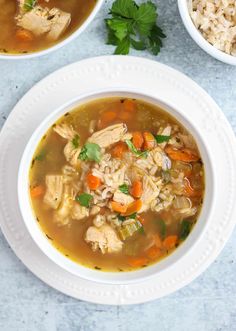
[0, 0, 96, 54]
[29, 97, 205, 272]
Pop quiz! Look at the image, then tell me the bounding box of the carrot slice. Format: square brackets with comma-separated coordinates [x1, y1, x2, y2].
[128, 257, 148, 267]
[163, 235, 178, 250]
[30, 185, 45, 198]
[111, 201, 127, 213]
[100, 111, 117, 125]
[146, 246, 162, 260]
[132, 132, 144, 149]
[15, 29, 34, 42]
[112, 142, 128, 158]
[118, 111, 133, 121]
[123, 99, 136, 112]
[143, 132, 156, 150]
[130, 180, 143, 198]
[184, 178, 202, 198]
[153, 234, 162, 248]
[86, 173, 102, 190]
[165, 146, 200, 162]
[123, 199, 142, 216]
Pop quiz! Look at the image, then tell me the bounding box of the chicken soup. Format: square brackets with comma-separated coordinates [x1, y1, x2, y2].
[0, 0, 96, 54]
[29, 97, 205, 272]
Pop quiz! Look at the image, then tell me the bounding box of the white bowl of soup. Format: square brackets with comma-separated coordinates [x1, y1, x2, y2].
[18, 90, 212, 284]
[0, 0, 104, 59]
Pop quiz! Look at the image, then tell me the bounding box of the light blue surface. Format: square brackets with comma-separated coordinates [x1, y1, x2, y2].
[0, 1, 236, 330]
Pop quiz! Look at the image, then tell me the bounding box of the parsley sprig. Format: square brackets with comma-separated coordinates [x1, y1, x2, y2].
[105, 0, 166, 55]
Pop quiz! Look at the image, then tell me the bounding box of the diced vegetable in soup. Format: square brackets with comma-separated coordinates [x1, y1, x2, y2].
[0, 0, 96, 54]
[29, 97, 205, 272]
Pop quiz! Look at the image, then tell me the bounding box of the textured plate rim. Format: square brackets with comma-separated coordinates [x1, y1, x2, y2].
[0, 56, 236, 305]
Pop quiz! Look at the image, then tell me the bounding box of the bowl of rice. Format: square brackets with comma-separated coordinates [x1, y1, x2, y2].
[178, 0, 236, 65]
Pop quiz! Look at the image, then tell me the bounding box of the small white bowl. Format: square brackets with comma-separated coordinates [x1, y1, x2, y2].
[18, 89, 215, 285]
[178, 0, 236, 66]
[0, 0, 104, 60]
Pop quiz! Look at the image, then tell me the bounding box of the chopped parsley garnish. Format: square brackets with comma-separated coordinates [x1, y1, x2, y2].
[154, 135, 171, 143]
[24, 0, 37, 11]
[79, 143, 101, 163]
[75, 193, 93, 208]
[72, 134, 80, 149]
[125, 139, 148, 158]
[180, 220, 192, 240]
[118, 212, 137, 221]
[119, 184, 129, 194]
[35, 150, 46, 161]
[105, 0, 166, 55]
[155, 219, 166, 239]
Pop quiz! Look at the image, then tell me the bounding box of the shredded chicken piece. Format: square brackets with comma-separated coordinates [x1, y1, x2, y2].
[53, 124, 77, 140]
[71, 202, 89, 221]
[64, 142, 81, 168]
[53, 186, 74, 226]
[113, 190, 134, 205]
[85, 224, 123, 254]
[88, 124, 127, 148]
[44, 175, 63, 209]
[16, 5, 71, 40]
[141, 175, 160, 212]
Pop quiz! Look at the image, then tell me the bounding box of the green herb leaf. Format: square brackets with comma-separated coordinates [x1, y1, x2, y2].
[119, 184, 129, 194]
[118, 214, 126, 222]
[129, 213, 137, 219]
[138, 226, 145, 235]
[134, 2, 157, 36]
[72, 134, 80, 149]
[35, 150, 46, 161]
[105, 0, 166, 56]
[125, 139, 148, 158]
[111, 0, 138, 18]
[154, 134, 171, 143]
[114, 37, 130, 55]
[79, 143, 101, 163]
[24, 0, 37, 11]
[155, 219, 166, 239]
[180, 220, 192, 240]
[75, 193, 93, 208]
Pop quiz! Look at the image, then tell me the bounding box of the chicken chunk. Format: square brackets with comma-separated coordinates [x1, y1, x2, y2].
[64, 141, 81, 168]
[85, 224, 123, 254]
[16, 6, 71, 40]
[53, 124, 77, 140]
[88, 124, 127, 148]
[44, 175, 63, 209]
[141, 175, 160, 212]
[113, 190, 134, 205]
[53, 185, 74, 226]
[71, 202, 89, 221]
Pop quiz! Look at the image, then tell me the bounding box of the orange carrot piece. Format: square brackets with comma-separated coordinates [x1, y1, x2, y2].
[15, 29, 34, 42]
[128, 257, 148, 267]
[112, 142, 127, 158]
[132, 132, 144, 149]
[86, 173, 102, 190]
[100, 111, 117, 125]
[143, 132, 156, 150]
[30, 185, 45, 198]
[165, 146, 200, 162]
[184, 178, 202, 198]
[130, 180, 143, 198]
[146, 246, 162, 260]
[163, 235, 178, 250]
[153, 234, 163, 248]
[111, 201, 127, 213]
[123, 199, 142, 216]
[123, 99, 136, 112]
[118, 111, 133, 121]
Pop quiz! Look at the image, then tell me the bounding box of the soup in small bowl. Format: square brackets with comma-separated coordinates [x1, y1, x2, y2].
[0, 0, 103, 58]
[18, 92, 211, 284]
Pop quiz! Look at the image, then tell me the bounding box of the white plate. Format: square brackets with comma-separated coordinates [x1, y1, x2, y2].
[0, 56, 236, 305]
